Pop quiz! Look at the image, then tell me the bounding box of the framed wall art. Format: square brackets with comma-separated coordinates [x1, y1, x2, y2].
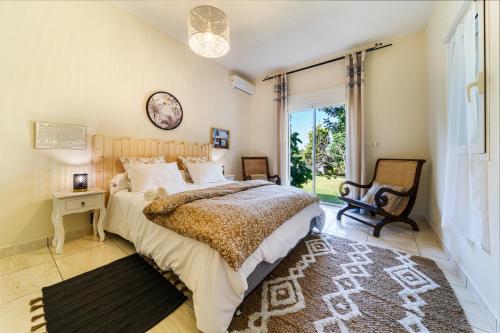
[210, 127, 230, 149]
[146, 91, 183, 130]
[34, 121, 87, 150]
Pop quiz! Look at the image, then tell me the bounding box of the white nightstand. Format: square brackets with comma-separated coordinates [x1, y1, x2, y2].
[224, 174, 235, 181]
[52, 188, 106, 254]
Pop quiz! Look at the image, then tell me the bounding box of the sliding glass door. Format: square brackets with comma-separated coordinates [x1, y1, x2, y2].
[289, 104, 346, 205]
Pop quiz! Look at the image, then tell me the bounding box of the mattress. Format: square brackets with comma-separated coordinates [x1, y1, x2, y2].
[103, 181, 325, 333]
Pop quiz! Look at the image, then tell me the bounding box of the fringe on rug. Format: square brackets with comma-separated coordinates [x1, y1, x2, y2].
[29, 296, 46, 332]
[140, 254, 191, 296]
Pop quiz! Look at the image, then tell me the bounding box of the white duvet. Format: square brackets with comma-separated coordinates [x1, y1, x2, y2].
[103, 181, 325, 333]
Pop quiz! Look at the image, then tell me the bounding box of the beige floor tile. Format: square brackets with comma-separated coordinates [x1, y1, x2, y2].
[418, 239, 449, 260]
[373, 227, 416, 243]
[148, 303, 199, 333]
[109, 235, 136, 255]
[432, 257, 467, 287]
[450, 283, 479, 304]
[367, 235, 420, 255]
[54, 242, 127, 279]
[0, 246, 52, 276]
[459, 298, 497, 333]
[0, 261, 61, 304]
[325, 219, 369, 242]
[321, 205, 339, 215]
[49, 235, 107, 258]
[414, 230, 442, 245]
[380, 221, 416, 232]
[0, 290, 45, 333]
[413, 226, 441, 243]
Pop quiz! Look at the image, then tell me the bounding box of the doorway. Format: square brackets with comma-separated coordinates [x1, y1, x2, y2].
[288, 104, 346, 205]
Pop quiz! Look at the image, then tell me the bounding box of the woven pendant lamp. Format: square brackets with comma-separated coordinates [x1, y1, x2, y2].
[188, 5, 230, 58]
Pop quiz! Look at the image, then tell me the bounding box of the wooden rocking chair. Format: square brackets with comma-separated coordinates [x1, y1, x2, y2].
[337, 158, 426, 237]
[241, 157, 281, 185]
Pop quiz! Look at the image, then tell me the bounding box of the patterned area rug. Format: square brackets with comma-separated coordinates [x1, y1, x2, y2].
[229, 234, 471, 333]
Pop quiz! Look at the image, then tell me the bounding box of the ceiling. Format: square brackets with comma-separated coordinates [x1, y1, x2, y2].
[113, 1, 433, 82]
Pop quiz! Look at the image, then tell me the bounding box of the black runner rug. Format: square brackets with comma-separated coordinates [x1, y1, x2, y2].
[30, 253, 186, 333]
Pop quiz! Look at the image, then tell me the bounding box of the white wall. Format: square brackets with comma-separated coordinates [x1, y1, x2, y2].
[0, 1, 251, 249]
[247, 31, 429, 214]
[425, 0, 500, 319]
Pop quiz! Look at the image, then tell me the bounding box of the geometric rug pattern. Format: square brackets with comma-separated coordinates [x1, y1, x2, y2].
[229, 234, 471, 333]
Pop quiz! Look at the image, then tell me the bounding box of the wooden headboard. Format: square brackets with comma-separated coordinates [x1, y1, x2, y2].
[92, 135, 212, 191]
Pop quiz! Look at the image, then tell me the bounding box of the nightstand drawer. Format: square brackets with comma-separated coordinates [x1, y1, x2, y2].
[65, 196, 100, 211]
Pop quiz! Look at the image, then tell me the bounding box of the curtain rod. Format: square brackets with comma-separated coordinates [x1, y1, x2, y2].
[262, 43, 393, 82]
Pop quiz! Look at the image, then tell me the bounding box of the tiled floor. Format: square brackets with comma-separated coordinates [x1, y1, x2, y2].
[0, 205, 497, 332]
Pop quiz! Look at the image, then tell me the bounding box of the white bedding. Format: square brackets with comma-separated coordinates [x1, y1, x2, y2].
[103, 181, 325, 333]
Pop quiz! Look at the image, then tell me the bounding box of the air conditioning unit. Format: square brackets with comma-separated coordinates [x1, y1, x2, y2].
[230, 75, 256, 95]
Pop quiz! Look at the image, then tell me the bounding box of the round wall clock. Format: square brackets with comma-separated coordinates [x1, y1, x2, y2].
[146, 91, 183, 130]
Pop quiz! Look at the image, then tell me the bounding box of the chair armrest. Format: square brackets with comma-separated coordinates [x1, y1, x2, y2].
[269, 175, 281, 185]
[338, 180, 372, 197]
[374, 187, 414, 208]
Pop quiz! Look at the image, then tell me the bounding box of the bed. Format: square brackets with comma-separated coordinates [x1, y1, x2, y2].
[93, 136, 325, 333]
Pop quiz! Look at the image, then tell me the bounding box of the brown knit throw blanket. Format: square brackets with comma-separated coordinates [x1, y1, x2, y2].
[229, 234, 472, 333]
[143, 180, 319, 270]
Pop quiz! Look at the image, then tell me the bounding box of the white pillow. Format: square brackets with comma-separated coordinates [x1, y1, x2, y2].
[186, 161, 226, 184]
[109, 173, 129, 194]
[127, 162, 187, 195]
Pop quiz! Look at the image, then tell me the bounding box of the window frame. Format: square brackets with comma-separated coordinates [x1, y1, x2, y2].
[447, 0, 488, 159]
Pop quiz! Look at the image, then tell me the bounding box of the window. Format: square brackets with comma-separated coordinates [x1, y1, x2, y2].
[442, 0, 490, 250]
[448, 0, 486, 154]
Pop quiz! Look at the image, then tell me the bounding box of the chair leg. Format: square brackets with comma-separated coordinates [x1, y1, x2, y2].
[405, 217, 419, 232]
[336, 205, 353, 221]
[373, 218, 391, 238]
[373, 217, 419, 237]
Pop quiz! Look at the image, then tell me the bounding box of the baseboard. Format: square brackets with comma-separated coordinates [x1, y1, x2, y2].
[0, 226, 93, 258]
[424, 214, 499, 331]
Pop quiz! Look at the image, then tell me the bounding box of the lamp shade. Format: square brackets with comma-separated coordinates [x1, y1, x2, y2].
[73, 173, 88, 192]
[188, 5, 229, 58]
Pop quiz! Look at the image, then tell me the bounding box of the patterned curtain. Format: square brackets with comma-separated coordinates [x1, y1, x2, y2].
[274, 74, 288, 185]
[345, 51, 366, 198]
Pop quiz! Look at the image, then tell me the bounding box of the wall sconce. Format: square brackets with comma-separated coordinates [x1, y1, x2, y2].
[73, 173, 88, 192]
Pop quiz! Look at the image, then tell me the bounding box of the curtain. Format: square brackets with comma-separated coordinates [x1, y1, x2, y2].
[442, 6, 490, 251]
[345, 51, 366, 199]
[274, 74, 289, 185]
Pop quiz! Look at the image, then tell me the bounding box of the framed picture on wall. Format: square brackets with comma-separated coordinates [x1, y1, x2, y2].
[34, 121, 87, 150]
[210, 127, 230, 149]
[146, 91, 183, 130]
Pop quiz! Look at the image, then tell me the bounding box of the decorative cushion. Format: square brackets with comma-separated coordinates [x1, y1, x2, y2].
[185, 161, 225, 185]
[119, 156, 166, 172]
[177, 156, 208, 182]
[127, 162, 187, 195]
[118, 156, 166, 191]
[109, 173, 129, 194]
[362, 182, 409, 215]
